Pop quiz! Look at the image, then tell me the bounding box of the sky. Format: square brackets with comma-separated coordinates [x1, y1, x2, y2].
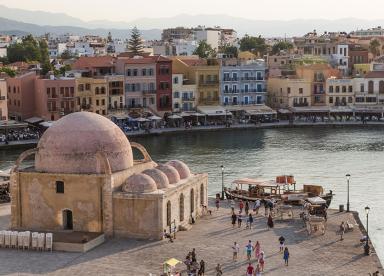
[0, 0, 384, 22]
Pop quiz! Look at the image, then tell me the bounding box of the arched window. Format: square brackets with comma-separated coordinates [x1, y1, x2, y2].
[379, 81, 384, 94]
[101, 87, 106, 94]
[200, 184, 204, 206]
[62, 209, 73, 230]
[166, 201, 171, 226]
[190, 189, 194, 214]
[179, 194, 184, 222]
[368, 81, 374, 94]
[95, 87, 100, 94]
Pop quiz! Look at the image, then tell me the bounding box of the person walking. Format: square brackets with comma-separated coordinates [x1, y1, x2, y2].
[258, 251, 265, 272]
[283, 247, 290, 266]
[255, 264, 262, 276]
[254, 241, 261, 260]
[245, 240, 253, 261]
[231, 212, 237, 228]
[191, 248, 197, 262]
[278, 236, 285, 252]
[267, 214, 274, 230]
[198, 259, 205, 276]
[215, 197, 220, 211]
[237, 211, 243, 228]
[230, 199, 235, 213]
[245, 200, 250, 215]
[248, 213, 254, 229]
[246, 263, 254, 276]
[239, 200, 244, 213]
[215, 263, 223, 276]
[339, 221, 345, 241]
[232, 241, 240, 261]
[253, 199, 261, 215]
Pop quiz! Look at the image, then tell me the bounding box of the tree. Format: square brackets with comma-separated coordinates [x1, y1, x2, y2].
[60, 50, 74, 60]
[193, 40, 216, 58]
[107, 32, 113, 43]
[128, 27, 144, 56]
[219, 44, 238, 58]
[39, 39, 52, 75]
[239, 35, 267, 56]
[271, 41, 293, 55]
[369, 39, 381, 57]
[0, 67, 16, 77]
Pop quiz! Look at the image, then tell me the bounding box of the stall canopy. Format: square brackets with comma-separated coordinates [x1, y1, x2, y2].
[148, 115, 162, 120]
[0, 120, 28, 129]
[180, 112, 205, 117]
[197, 106, 232, 116]
[226, 105, 276, 116]
[291, 107, 330, 113]
[24, 117, 44, 124]
[164, 258, 181, 267]
[168, 114, 182, 119]
[134, 117, 150, 122]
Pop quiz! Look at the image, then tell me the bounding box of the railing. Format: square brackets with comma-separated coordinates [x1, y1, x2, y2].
[182, 97, 195, 101]
[224, 101, 263, 106]
[223, 89, 240, 94]
[240, 77, 265, 81]
[0, 96, 6, 100]
[199, 81, 219, 86]
[223, 78, 238, 82]
[293, 102, 309, 107]
[223, 89, 266, 93]
[142, 90, 157, 94]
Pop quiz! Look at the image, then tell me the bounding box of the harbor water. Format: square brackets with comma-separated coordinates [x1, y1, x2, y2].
[1, 126, 383, 263]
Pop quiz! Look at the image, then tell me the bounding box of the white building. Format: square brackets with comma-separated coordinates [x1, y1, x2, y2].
[172, 74, 197, 112]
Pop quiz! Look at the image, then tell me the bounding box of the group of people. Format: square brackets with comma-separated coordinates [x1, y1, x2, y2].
[184, 248, 205, 276]
[0, 128, 40, 144]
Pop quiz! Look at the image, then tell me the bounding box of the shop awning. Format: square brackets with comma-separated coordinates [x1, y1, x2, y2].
[244, 105, 277, 116]
[0, 120, 28, 129]
[180, 112, 205, 117]
[24, 117, 44, 124]
[291, 107, 330, 113]
[197, 106, 232, 116]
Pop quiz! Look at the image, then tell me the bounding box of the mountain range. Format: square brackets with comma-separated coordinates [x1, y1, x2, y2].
[0, 4, 383, 39]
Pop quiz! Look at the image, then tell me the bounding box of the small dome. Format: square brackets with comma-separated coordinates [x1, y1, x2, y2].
[35, 112, 133, 174]
[166, 160, 191, 179]
[156, 165, 180, 184]
[142, 168, 170, 189]
[122, 174, 157, 193]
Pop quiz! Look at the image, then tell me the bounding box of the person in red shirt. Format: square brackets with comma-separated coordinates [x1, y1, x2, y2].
[239, 200, 244, 213]
[246, 263, 254, 276]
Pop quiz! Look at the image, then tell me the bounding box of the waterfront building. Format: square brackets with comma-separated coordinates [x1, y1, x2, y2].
[267, 54, 297, 77]
[75, 77, 108, 115]
[34, 77, 76, 121]
[105, 75, 125, 113]
[350, 26, 384, 38]
[10, 111, 208, 240]
[172, 57, 220, 106]
[349, 44, 369, 74]
[0, 78, 7, 121]
[220, 58, 266, 106]
[115, 55, 172, 115]
[6, 72, 37, 121]
[354, 71, 384, 105]
[325, 77, 355, 107]
[267, 77, 312, 108]
[162, 27, 195, 41]
[72, 56, 115, 77]
[172, 73, 197, 112]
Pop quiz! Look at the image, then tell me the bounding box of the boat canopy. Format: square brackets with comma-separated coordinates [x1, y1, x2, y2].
[307, 196, 326, 205]
[233, 178, 287, 187]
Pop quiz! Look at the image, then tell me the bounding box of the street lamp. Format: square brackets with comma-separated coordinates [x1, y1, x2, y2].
[221, 165, 225, 200]
[364, 206, 370, 255]
[346, 174, 351, 212]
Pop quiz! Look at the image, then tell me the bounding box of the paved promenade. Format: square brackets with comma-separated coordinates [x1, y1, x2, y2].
[0, 201, 382, 275]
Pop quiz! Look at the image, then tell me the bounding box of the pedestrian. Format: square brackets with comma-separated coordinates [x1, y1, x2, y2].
[248, 213, 254, 229]
[340, 221, 345, 241]
[215, 263, 223, 276]
[232, 241, 240, 261]
[245, 200, 250, 215]
[246, 262, 254, 276]
[239, 200, 244, 213]
[230, 199, 235, 213]
[255, 264, 262, 276]
[267, 214, 274, 230]
[283, 247, 290, 266]
[263, 200, 268, 216]
[245, 240, 253, 261]
[259, 251, 265, 272]
[216, 197, 220, 210]
[198, 259, 205, 276]
[191, 248, 197, 262]
[254, 241, 261, 259]
[238, 211, 242, 228]
[231, 212, 237, 228]
[278, 236, 285, 252]
[253, 199, 261, 215]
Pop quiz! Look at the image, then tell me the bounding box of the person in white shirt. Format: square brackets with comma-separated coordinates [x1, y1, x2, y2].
[232, 241, 240, 261]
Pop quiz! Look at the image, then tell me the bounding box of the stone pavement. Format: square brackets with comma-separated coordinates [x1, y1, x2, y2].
[0, 201, 382, 276]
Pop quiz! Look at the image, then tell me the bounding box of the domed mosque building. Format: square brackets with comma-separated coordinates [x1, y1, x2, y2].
[10, 112, 208, 240]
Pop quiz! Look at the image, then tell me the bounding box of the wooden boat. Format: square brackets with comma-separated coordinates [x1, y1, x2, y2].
[224, 175, 333, 207]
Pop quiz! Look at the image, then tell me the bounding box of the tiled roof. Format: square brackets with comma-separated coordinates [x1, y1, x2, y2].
[73, 56, 115, 69]
[119, 55, 171, 64]
[365, 71, 384, 78]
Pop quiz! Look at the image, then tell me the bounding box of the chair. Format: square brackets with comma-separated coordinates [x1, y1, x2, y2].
[23, 231, 30, 250]
[31, 232, 39, 250]
[37, 233, 45, 251]
[0, 230, 5, 248]
[4, 231, 11, 248]
[17, 232, 24, 250]
[45, 233, 53, 252]
[10, 231, 18, 248]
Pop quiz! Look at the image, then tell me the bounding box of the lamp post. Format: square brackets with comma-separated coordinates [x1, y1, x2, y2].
[346, 174, 351, 212]
[221, 165, 225, 200]
[364, 206, 370, 255]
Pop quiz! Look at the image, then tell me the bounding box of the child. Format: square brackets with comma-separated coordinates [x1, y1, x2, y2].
[278, 236, 285, 252]
[283, 247, 290, 266]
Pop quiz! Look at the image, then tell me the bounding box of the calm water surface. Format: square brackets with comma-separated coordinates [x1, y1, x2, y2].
[1, 126, 383, 263]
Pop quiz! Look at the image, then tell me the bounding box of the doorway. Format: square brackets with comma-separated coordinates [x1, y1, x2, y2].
[62, 209, 73, 230]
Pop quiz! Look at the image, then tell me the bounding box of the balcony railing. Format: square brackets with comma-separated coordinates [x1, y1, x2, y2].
[142, 90, 157, 95]
[0, 96, 6, 100]
[224, 101, 263, 106]
[182, 97, 195, 101]
[293, 102, 309, 107]
[223, 89, 266, 94]
[223, 78, 238, 82]
[199, 80, 219, 86]
[240, 77, 265, 81]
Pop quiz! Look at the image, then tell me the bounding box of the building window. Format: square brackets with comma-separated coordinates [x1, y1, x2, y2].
[126, 69, 131, 76]
[174, 91, 180, 98]
[299, 88, 303, 94]
[348, 96, 353, 103]
[173, 77, 179, 84]
[348, 86, 353, 93]
[342, 86, 347, 93]
[56, 181, 64, 193]
[360, 84, 364, 93]
[336, 86, 340, 93]
[287, 87, 291, 94]
[174, 103, 179, 109]
[368, 81, 374, 94]
[179, 194, 184, 222]
[133, 69, 138, 76]
[166, 201, 171, 227]
[142, 69, 146, 76]
[200, 183, 204, 206]
[329, 86, 333, 93]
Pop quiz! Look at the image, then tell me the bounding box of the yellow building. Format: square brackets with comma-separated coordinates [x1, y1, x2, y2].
[172, 57, 220, 106]
[353, 64, 371, 76]
[268, 77, 312, 108]
[75, 78, 108, 116]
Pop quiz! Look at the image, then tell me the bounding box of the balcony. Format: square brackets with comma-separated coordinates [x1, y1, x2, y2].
[81, 104, 92, 110]
[240, 89, 266, 93]
[223, 78, 238, 82]
[142, 90, 157, 95]
[223, 89, 240, 94]
[0, 96, 6, 100]
[199, 80, 219, 86]
[293, 102, 309, 107]
[240, 77, 265, 81]
[182, 97, 195, 102]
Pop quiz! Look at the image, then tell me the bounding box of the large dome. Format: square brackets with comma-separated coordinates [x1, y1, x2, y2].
[35, 112, 133, 174]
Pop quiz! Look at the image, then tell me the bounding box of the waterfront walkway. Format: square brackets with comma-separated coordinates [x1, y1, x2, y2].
[0, 201, 382, 275]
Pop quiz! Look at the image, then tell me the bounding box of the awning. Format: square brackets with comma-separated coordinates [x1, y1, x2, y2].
[148, 115, 162, 120]
[180, 112, 205, 117]
[163, 258, 181, 267]
[233, 178, 286, 187]
[278, 109, 292, 114]
[307, 196, 326, 205]
[134, 117, 150, 122]
[197, 106, 232, 116]
[330, 107, 353, 113]
[39, 121, 53, 128]
[168, 114, 182, 119]
[111, 114, 130, 120]
[291, 107, 330, 113]
[24, 117, 44, 124]
[0, 120, 28, 129]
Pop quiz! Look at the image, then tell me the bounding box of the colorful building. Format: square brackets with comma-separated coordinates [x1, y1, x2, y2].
[75, 78, 108, 116]
[172, 73, 197, 112]
[0, 78, 7, 121]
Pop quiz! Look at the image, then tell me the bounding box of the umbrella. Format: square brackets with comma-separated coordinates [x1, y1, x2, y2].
[168, 114, 182, 119]
[148, 115, 162, 120]
[164, 258, 181, 267]
[135, 117, 150, 122]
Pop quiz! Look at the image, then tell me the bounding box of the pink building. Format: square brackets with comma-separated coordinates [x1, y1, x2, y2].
[0, 79, 7, 121]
